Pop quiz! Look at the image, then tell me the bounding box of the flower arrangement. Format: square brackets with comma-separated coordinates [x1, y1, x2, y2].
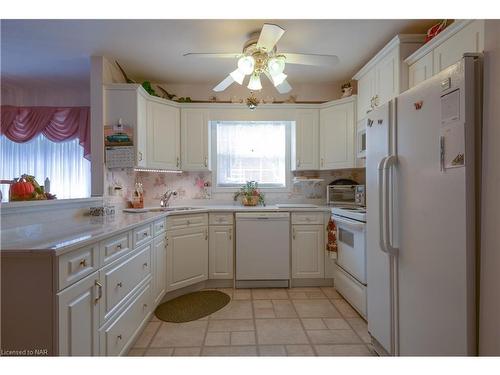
[233, 181, 265, 206]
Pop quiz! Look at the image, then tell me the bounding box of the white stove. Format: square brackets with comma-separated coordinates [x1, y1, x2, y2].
[331, 206, 366, 222]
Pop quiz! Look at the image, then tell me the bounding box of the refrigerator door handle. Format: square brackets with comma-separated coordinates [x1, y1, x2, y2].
[377, 156, 388, 254]
[383, 155, 399, 256]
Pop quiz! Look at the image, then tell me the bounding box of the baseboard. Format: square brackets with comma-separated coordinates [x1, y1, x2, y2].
[235, 280, 290, 288]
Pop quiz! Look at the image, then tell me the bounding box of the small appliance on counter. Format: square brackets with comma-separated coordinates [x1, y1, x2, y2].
[327, 179, 365, 207]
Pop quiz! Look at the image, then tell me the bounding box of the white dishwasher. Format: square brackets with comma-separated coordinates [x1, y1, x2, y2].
[235, 212, 290, 288]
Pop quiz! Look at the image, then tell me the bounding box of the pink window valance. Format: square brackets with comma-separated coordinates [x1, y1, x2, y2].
[0, 105, 91, 160]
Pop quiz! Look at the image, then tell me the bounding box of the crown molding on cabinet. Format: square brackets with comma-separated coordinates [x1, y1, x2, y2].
[352, 34, 426, 80]
[404, 20, 475, 65]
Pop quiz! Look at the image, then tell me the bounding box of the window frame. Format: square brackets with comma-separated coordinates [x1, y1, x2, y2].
[210, 120, 292, 193]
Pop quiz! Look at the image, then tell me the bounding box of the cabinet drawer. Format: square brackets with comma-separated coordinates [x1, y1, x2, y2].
[100, 281, 151, 356]
[335, 265, 367, 318]
[58, 244, 99, 290]
[166, 213, 208, 230]
[133, 223, 153, 248]
[209, 212, 234, 226]
[100, 231, 132, 265]
[153, 218, 167, 237]
[100, 244, 152, 321]
[291, 212, 324, 225]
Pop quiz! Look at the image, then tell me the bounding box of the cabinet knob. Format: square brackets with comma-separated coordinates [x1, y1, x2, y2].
[204, 157, 208, 168]
[117, 243, 122, 249]
[143, 262, 148, 268]
[176, 157, 180, 168]
[143, 303, 148, 309]
[143, 232, 148, 237]
[138, 152, 143, 162]
[117, 282, 123, 288]
[79, 259, 87, 267]
[117, 334, 122, 340]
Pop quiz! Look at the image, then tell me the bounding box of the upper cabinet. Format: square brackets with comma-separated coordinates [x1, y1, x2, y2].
[181, 108, 210, 171]
[319, 97, 356, 170]
[406, 20, 485, 89]
[353, 34, 425, 120]
[291, 109, 319, 171]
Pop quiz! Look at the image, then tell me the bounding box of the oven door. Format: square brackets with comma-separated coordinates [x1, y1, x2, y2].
[334, 215, 366, 284]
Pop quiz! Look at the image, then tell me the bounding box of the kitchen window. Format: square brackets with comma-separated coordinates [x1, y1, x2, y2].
[0, 134, 91, 202]
[211, 121, 291, 190]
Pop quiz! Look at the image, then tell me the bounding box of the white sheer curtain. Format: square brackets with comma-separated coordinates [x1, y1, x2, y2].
[215, 121, 288, 187]
[0, 134, 91, 201]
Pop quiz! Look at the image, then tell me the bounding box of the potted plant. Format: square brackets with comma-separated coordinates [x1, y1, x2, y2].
[233, 181, 265, 206]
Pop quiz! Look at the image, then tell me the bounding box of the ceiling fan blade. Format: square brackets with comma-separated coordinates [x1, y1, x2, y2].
[213, 75, 235, 92]
[257, 23, 285, 52]
[183, 52, 241, 59]
[276, 79, 292, 94]
[282, 53, 340, 66]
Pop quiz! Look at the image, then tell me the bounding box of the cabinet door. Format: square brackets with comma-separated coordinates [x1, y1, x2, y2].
[319, 101, 355, 170]
[147, 100, 180, 169]
[292, 225, 325, 279]
[356, 69, 375, 120]
[209, 225, 234, 280]
[181, 109, 209, 171]
[152, 236, 167, 305]
[57, 272, 101, 355]
[166, 226, 209, 291]
[433, 20, 484, 73]
[409, 52, 433, 88]
[375, 49, 398, 106]
[136, 93, 148, 167]
[292, 109, 319, 171]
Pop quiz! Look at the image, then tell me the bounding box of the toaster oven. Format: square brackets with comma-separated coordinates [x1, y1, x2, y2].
[327, 184, 365, 207]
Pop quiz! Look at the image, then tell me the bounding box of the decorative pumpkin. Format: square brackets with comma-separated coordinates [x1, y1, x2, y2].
[10, 178, 35, 201]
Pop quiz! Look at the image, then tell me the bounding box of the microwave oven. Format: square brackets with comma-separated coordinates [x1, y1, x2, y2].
[327, 184, 365, 207]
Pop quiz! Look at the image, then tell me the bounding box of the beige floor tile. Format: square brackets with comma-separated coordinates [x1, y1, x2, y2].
[288, 291, 309, 299]
[127, 348, 145, 356]
[210, 300, 253, 320]
[323, 318, 351, 330]
[256, 318, 309, 345]
[144, 347, 174, 356]
[291, 287, 323, 292]
[150, 320, 208, 347]
[307, 329, 362, 345]
[286, 345, 316, 356]
[233, 289, 251, 300]
[132, 321, 161, 348]
[231, 331, 256, 345]
[252, 288, 288, 300]
[202, 346, 257, 356]
[172, 347, 201, 356]
[253, 300, 273, 308]
[205, 332, 230, 346]
[272, 300, 297, 318]
[305, 291, 327, 299]
[331, 299, 361, 318]
[208, 319, 255, 332]
[314, 344, 373, 356]
[293, 299, 342, 318]
[150, 315, 160, 322]
[253, 300, 276, 318]
[259, 345, 287, 356]
[347, 318, 371, 343]
[301, 318, 327, 330]
[320, 287, 342, 299]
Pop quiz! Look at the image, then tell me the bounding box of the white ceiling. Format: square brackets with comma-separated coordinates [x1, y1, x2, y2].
[1, 19, 436, 87]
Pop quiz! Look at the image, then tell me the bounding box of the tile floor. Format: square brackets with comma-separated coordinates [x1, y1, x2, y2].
[127, 287, 376, 356]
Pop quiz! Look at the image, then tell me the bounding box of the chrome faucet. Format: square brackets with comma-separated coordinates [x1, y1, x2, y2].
[160, 190, 177, 207]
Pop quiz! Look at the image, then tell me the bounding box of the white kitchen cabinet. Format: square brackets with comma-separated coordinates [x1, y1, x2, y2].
[152, 236, 167, 305]
[166, 226, 209, 291]
[209, 225, 234, 280]
[319, 99, 355, 170]
[292, 224, 325, 279]
[408, 51, 433, 88]
[57, 271, 101, 356]
[181, 108, 209, 171]
[375, 49, 399, 106]
[147, 99, 180, 170]
[291, 109, 319, 171]
[357, 69, 376, 120]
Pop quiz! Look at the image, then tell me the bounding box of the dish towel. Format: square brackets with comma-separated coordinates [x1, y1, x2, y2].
[326, 217, 337, 253]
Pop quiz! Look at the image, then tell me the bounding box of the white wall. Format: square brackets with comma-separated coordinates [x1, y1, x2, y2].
[479, 19, 500, 356]
[1, 80, 89, 106]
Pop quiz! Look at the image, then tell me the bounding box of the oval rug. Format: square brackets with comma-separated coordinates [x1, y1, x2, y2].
[154, 290, 230, 323]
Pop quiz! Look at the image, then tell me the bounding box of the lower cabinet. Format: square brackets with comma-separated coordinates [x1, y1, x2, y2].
[291, 224, 325, 279]
[208, 225, 234, 279]
[152, 236, 167, 305]
[166, 226, 209, 291]
[57, 271, 101, 356]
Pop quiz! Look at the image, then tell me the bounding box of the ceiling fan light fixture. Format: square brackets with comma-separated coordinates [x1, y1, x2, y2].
[268, 56, 286, 76]
[237, 55, 255, 75]
[229, 69, 245, 85]
[247, 73, 262, 91]
[271, 72, 287, 87]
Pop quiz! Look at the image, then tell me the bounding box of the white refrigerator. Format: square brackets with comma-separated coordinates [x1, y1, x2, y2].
[366, 55, 482, 356]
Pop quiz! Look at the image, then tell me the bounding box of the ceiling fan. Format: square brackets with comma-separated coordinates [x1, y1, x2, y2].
[184, 23, 339, 94]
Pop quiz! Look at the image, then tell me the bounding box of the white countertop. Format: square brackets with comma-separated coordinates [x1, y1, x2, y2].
[1, 204, 331, 254]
